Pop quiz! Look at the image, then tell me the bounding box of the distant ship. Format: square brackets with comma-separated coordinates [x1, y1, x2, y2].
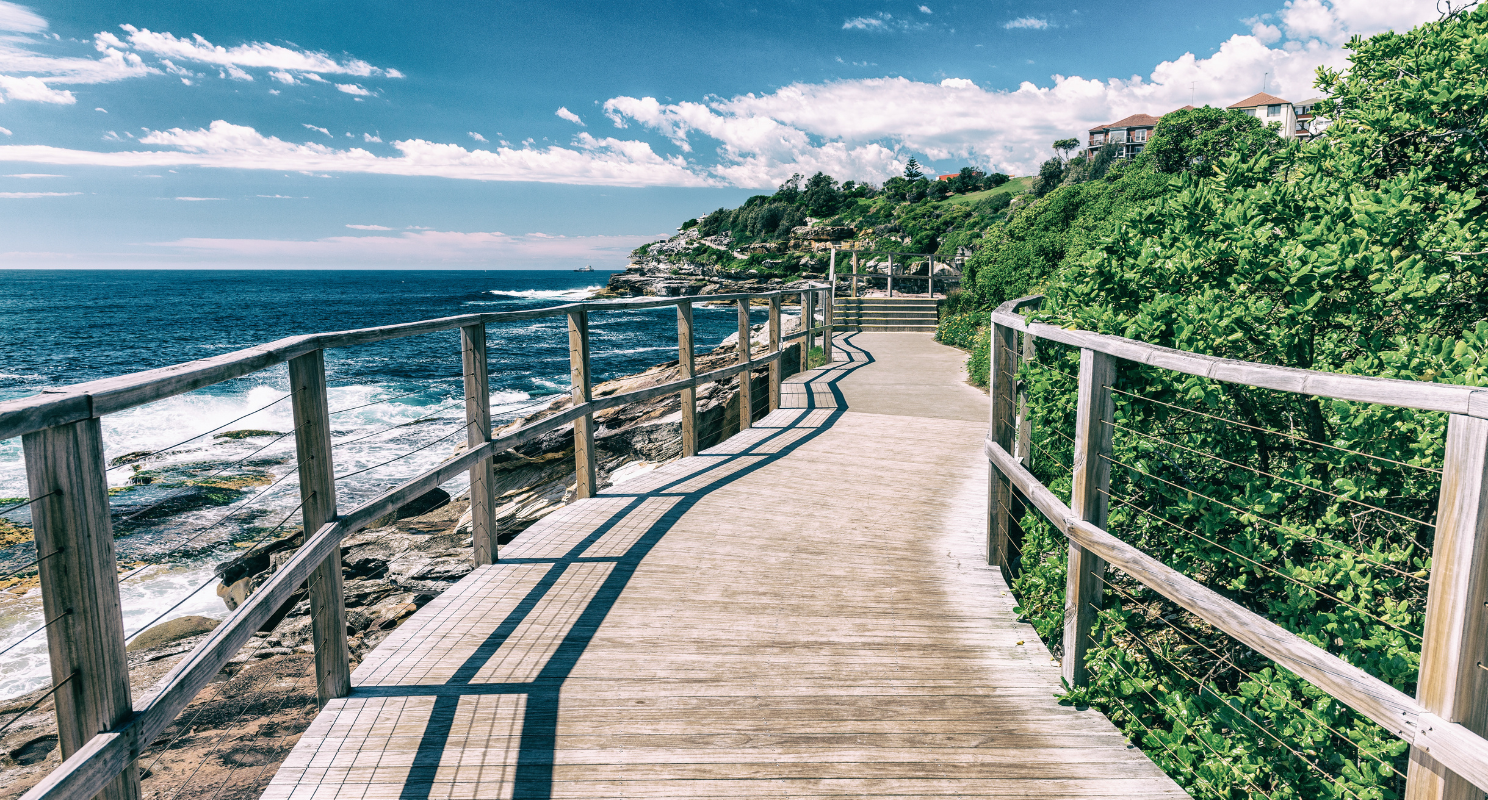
[574, 265, 594, 272]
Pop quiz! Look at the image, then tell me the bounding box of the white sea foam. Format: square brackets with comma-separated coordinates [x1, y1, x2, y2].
[485, 286, 601, 301]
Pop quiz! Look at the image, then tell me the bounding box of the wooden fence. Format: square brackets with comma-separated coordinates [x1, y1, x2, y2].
[0, 286, 832, 800]
[987, 295, 1488, 799]
[826, 247, 962, 298]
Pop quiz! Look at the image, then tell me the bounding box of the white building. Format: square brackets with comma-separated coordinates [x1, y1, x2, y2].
[1227, 92, 1328, 140]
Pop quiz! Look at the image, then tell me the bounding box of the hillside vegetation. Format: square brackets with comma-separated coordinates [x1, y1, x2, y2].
[984, 7, 1488, 800]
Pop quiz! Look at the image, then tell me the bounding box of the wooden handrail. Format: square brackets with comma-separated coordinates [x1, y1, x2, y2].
[991, 296, 1488, 419]
[12, 285, 830, 800]
[989, 296, 1488, 796]
[985, 438, 1488, 793]
[0, 288, 824, 442]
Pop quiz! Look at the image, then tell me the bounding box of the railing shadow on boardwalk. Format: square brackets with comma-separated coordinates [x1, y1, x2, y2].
[345, 335, 875, 800]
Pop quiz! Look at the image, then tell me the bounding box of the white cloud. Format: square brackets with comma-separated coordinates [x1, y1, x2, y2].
[0, 191, 79, 198]
[0, 126, 10, 135]
[363, 132, 381, 143]
[0, 120, 714, 186]
[268, 70, 296, 84]
[303, 124, 332, 138]
[4, 173, 62, 177]
[0, 2, 46, 33]
[842, 12, 927, 32]
[0, 74, 74, 103]
[114, 25, 398, 77]
[468, 131, 488, 142]
[1004, 17, 1050, 29]
[940, 78, 977, 89]
[345, 224, 392, 230]
[335, 82, 369, 96]
[149, 229, 660, 268]
[919, 5, 933, 13]
[94, 106, 106, 112]
[174, 196, 217, 200]
[556, 107, 585, 126]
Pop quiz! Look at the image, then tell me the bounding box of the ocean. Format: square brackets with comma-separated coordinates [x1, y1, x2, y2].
[0, 269, 769, 700]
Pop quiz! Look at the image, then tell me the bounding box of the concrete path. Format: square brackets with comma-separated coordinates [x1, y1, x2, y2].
[261, 334, 1183, 799]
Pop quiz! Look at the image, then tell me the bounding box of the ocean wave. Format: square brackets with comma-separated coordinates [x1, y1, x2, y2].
[484, 286, 601, 301]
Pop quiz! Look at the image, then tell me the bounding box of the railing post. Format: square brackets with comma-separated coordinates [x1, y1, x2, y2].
[1064, 348, 1115, 688]
[1407, 413, 1488, 800]
[801, 289, 814, 372]
[768, 295, 782, 412]
[288, 349, 351, 705]
[823, 287, 835, 363]
[927, 256, 934, 298]
[567, 308, 597, 498]
[887, 253, 894, 298]
[851, 250, 859, 298]
[23, 420, 140, 800]
[461, 323, 498, 566]
[737, 297, 753, 430]
[987, 317, 1017, 567]
[677, 300, 697, 458]
[1015, 331, 1034, 465]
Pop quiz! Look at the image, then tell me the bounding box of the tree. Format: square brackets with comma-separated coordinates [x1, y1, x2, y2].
[1141, 106, 1279, 175]
[1053, 138, 1080, 162]
[903, 157, 924, 180]
[1030, 157, 1066, 197]
[802, 172, 841, 216]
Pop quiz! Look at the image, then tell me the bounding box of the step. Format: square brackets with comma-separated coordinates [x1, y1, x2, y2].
[835, 299, 939, 305]
[834, 324, 938, 332]
[834, 316, 939, 323]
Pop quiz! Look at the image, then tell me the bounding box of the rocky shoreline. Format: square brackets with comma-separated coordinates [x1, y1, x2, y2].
[0, 327, 805, 800]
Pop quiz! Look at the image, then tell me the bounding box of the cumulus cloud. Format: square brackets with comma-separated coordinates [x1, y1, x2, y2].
[0, 191, 79, 198]
[363, 133, 381, 143]
[268, 70, 296, 84]
[0, 120, 714, 186]
[556, 107, 585, 126]
[345, 223, 392, 230]
[150, 229, 661, 268]
[0, 2, 46, 33]
[0, 74, 74, 103]
[1004, 17, 1050, 29]
[919, 5, 933, 13]
[303, 124, 332, 138]
[0, 126, 10, 135]
[335, 82, 369, 96]
[468, 131, 488, 142]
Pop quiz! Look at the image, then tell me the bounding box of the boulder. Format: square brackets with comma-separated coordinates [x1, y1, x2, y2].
[125, 615, 220, 653]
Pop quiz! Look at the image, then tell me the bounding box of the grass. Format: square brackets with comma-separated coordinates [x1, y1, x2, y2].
[807, 346, 830, 369]
[941, 176, 1033, 206]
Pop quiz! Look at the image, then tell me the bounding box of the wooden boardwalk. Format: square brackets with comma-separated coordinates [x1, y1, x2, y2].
[261, 333, 1184, 799]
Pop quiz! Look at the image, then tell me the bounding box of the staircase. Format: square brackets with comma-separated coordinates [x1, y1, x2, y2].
[833, 297, 939, 332]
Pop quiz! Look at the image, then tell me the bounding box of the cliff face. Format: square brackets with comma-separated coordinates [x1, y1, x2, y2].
[599, 227, 853, 298]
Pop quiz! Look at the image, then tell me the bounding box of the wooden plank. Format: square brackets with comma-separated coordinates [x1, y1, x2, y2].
[823, 288, 835, 362]
[462, 323, 499, 566]
[1408, 413, 1488, 799]
[22, 419, 139, 800]
[678, 300, 698, 458]
[768, 295, 782, 412]
[289, 349, 352, 705]
[987, 319, 1017, 568]
[1063, 348, 1114, 688]
[736, 297, 753, 431]
[569, 308, 597, 499]
[986, 438, 1488, 795]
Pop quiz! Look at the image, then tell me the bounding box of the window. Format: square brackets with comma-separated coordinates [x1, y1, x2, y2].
[1267, 104, 1282, 116]
[1133, 128, 1148, 142]
[1110, 130, 1126, 143]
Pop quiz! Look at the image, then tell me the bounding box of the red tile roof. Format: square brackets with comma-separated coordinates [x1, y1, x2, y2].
[1088, 113, 1160, 132]
[1166, 105, 1195, 114]
[1228, 92, 1289, 109]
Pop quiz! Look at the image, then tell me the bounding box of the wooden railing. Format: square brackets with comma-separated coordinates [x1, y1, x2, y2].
[1, 286, 832, 800]
[987, 295, 1488, 798]
[826, 247, 961, 299]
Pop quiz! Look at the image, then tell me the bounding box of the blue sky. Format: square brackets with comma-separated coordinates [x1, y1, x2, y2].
[0, 0, 1438, 269]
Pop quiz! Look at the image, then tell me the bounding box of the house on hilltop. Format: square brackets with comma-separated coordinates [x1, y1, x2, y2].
[1228, 92, 1329, 140]
[1085, 107, 1193, 160]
